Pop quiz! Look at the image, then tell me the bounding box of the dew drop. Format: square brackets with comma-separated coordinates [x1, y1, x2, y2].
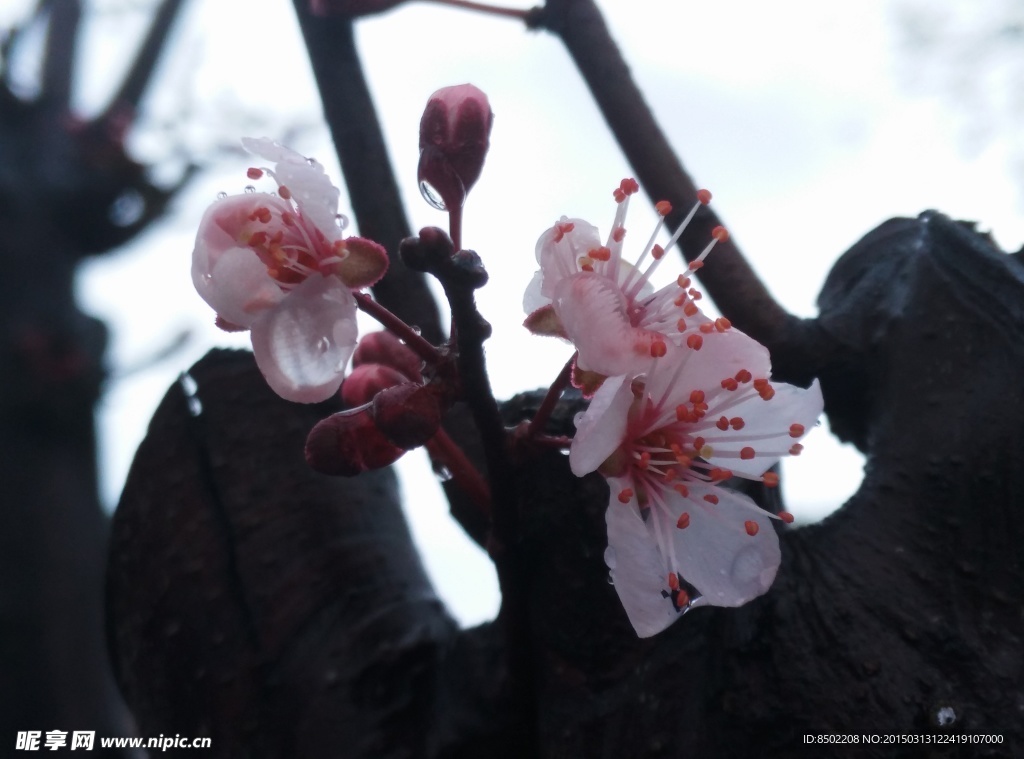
[606, 574, 615, 585]
[306, 156, 317, 166]
[604, 545, 617, 569]
[216, 191, 228, 200]
[335, 213, 349, 230]
[436, 466, 453, 482]
[317, 336, 332, 354]
[410, 325, 422, 335]
[244, 185, 256, 194]
[419, 180, 447, 211]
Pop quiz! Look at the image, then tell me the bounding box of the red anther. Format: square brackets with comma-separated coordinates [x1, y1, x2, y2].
[677, 275, 692, 288]
[789, 443, 804, 456]
[612, 227, 626, 242]
[613, 188, 626, 203]
[248, 231, 267, 247]
[655, 200, 673, 216]
[704, 494, 719, 504]
[662, 467, 678, 482]
[668, 572, 680, 590]
[553, 221, 575, 242]
[650, 340, 667, 358]
[676, 318, 688, 332]
[688, 260, 704, 271]
[712, 225, 729, 242]
[675, 453, 693, 469]
[675, 588, 690, 607]
[255, 207, 272, 223]
[281, 211, 296, 226]
[740, 446, 756, 460]
[760, 387, 776, 401]
[789, 423, 806, 438]
[247, 167, 264, 180]
[735, 369, 752, 383]
[690, 390, 705, 404]
[279, 185, 292, 200]
[688, 289, 703, 300]
[621, 178, 640, 195]
[675, 404, 691, 423]
[715, 317, 732, 332]
[753, 378, 769, 391]
[712, 467, 733, 482]
[744, 520, 759, 536]
[729, 417, 745, 430]
[652, 244, 665, 260]
[581, 263, 595, 272]
[762, 472, 780, 487]
[696, 189, 712, 205]
[676, 512, 690, 529]
[721, 377, 739, 391]
[674, 483, 690, 497]
[686, 334, 704, 350]
[779, 511, 795, 524]
[590, 245, 611, 261]
[638, 451, 652, 469]
[683, 302, 699, 317]
[699, 322, 714, 334]
[618, 488, 634, 504]
[716, 416, 729, 431]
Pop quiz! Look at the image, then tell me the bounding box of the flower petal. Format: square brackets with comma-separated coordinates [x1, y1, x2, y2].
[554, 273, 662, 377]
[242, 137, 342, 243]
[569, 374, 634, 476]
[534, 217, 601, 297]
[334, 236, 389, 289]
[249, 275, 357, 403]
[662, 481, 780, 607]
[701, 379, 824, 477]
[604, 488, 685, 638]
[192, 245, 282, 328]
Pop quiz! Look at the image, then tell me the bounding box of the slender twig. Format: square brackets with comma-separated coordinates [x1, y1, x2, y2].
[292, 4, 446, 345]
[536, 0, 798, 348]
[98, 0, 189, 126]
[353, 292, 444, 365]
[41, 0, 80, 109]
[527, 353, 573, 437]
[425, 428, 492, 518]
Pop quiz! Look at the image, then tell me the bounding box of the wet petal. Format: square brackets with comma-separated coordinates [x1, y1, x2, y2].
[663, 481, 780, 607]
[534, 217, 601, 299]
[604, 486, 685, 638]
[242, 137, 341, 242]
[569, 374, 633, 476]
[249, 275, 357, 403]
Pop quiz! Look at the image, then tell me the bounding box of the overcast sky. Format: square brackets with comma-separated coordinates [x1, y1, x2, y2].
[9, 0, 1017, 625]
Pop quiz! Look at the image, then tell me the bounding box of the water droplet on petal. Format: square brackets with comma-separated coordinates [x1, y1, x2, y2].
[335, 213, 349, 230]
[436, 466, 453, 482]
[573, 411, 586, 428]
[419, 180, 447, 211]
[306, 157, 317, 166]
[604, 545, 617, 569]
[410, 325, 422, 335]
[244, 185, 256, 194]
[216, 191, 228, 200]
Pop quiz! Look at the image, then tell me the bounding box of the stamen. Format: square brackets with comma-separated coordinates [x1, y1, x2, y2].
[704, 494, 719, 504]
[735, 369, 752, 383]
[676, 512, 690, 529]
[789, 444, 804, 456]
[686, 334, 703, 350]
[618, 488, 634, 504]
[655, 200, 672, 216]
[696, 189, 712, 205]
[789, 423, 805, 438]
[744, 520, 759, 536]
[247, 167, 264, 180]
[650, 340, 667, 358]
[721, 377, 739, 391]
[762, 472, 779, 487]
[278, 185, 292, 200]
[779, 511, 795, 524]
[740, 447, 756, 460]
[715, 317, 731, 332]
[729, 417, 745, 430]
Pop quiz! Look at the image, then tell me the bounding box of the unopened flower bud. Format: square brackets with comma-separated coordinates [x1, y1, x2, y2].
[341, 363, 408, 408]
[418, 84, 492, 213]
[371, 382, 442, 449]
[399, 227, 455, 273]
[352, 331, 423, 381]
[305, 406, 404, 476]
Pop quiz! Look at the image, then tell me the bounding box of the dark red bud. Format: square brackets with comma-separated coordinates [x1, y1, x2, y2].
[399, 227, 455, 273]
[371, 382, 442, 449]
[341, 363, 408, 408]
[352, 331, 423, 381]
[418, 84, 492, 212]
[305, 406, 404, 476]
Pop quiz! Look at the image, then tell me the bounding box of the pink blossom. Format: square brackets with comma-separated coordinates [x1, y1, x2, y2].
[524, 179, 726, 379]
[192, 138, 388, 403]
[570, 330, 823, 637]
